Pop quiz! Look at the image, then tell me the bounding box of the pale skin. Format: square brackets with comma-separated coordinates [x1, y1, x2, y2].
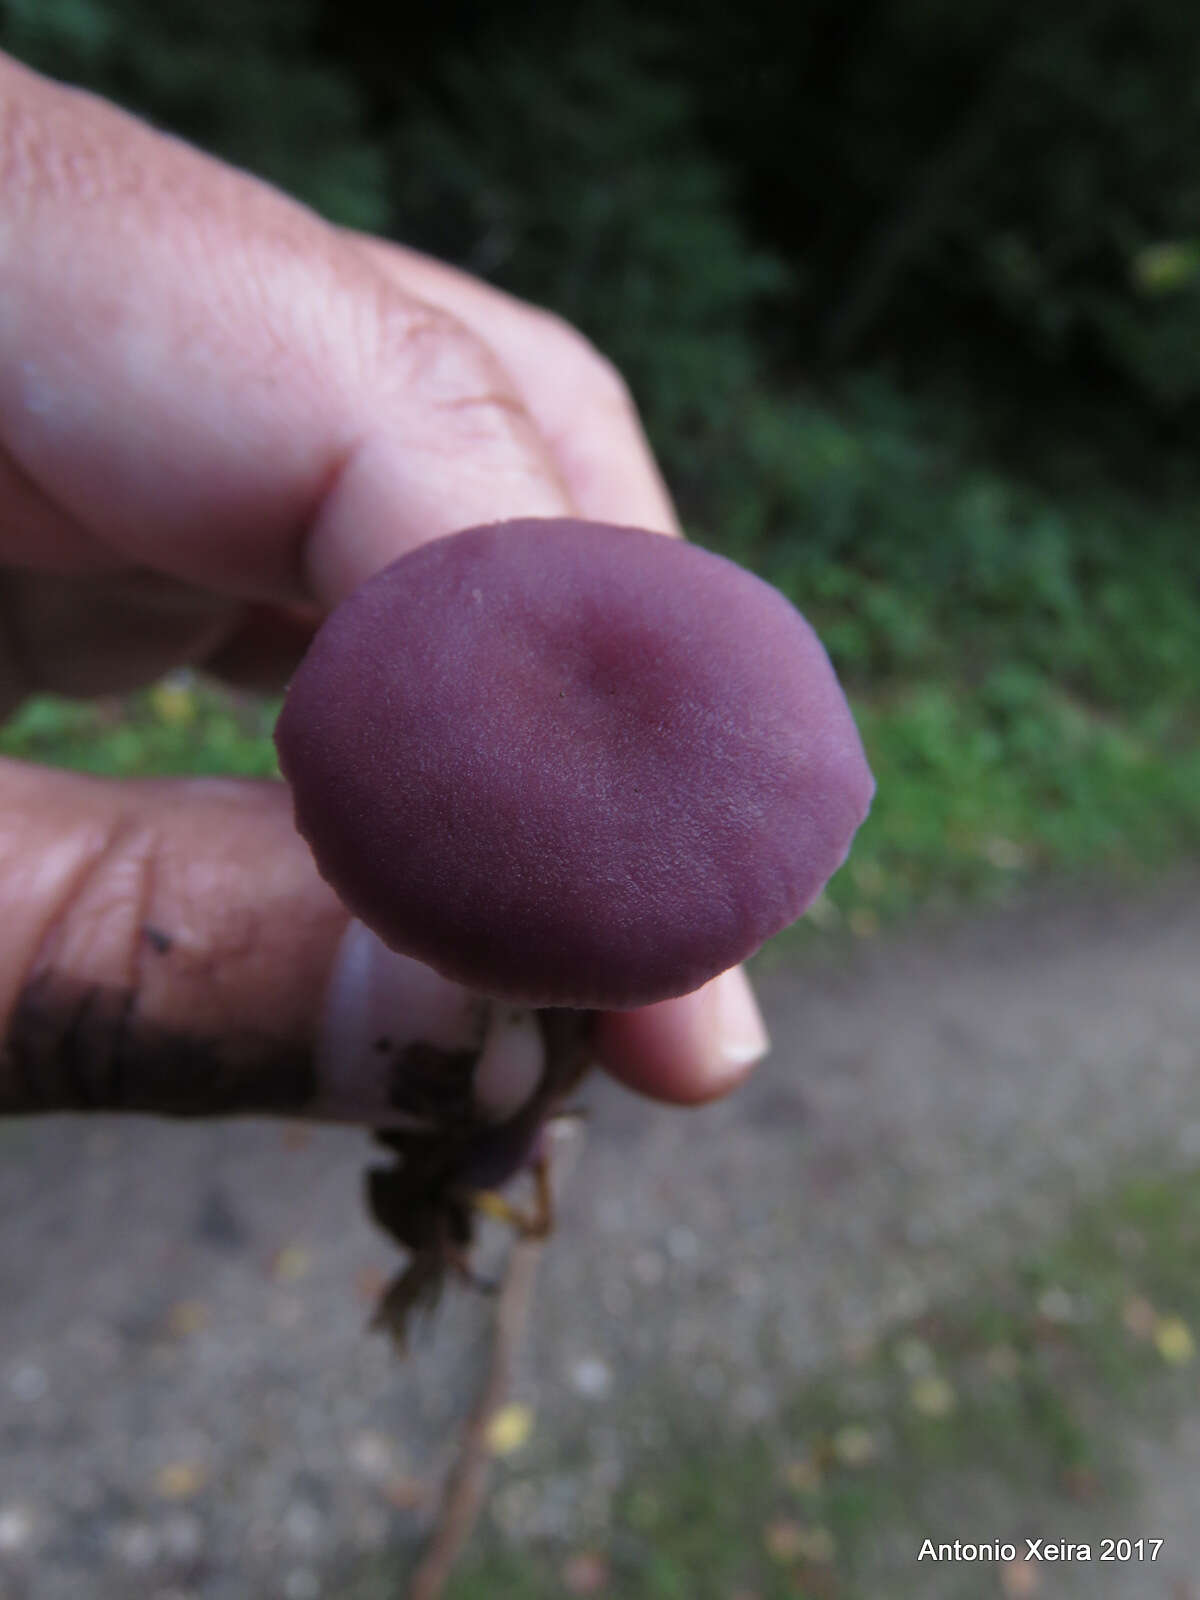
[0, 52, 771, 1120]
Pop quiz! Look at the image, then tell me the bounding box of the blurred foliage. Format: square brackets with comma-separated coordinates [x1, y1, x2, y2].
[0, 677, 281, 778]
[375, 19, 789, 441]
[7, 0, 1200, 469]
[695, 381, 1200, 722]
[673, 0, 1200, 474]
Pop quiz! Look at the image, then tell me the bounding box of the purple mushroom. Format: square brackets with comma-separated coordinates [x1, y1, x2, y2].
[276, 517, 873, 1012]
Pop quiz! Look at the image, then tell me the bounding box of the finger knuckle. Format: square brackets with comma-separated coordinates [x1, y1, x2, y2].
[372, 294, 526, 425]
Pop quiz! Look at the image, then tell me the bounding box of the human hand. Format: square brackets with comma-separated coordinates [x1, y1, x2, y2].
[0, 52, 770, 1122]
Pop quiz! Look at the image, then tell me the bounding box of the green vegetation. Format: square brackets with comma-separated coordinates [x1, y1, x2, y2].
[0, 680, 281, 780]
[417, 1161, 1200, 1599]
[694, 384, 1200, 945]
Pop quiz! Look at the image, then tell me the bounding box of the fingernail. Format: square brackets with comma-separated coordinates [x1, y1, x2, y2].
[316, 919, 487, 1124]
[709, 965, 770, 1072]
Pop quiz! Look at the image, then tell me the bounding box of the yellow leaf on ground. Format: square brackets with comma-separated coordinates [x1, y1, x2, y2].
[764, 1520, 835, 1564]
[782, 1454, 822, 1493]
[165, 1301, 208, 1337]
[153, 1462, 205, 1500]
[910, 1375, 957, 1418]
[271, 1243, 311, 1283]
[1155, 1315, 1195, 1365]
[1132, 240, 1200, 294]
[148, 682, 197, 727]
[485, 1402, 534, 1456]
[832, 1424, 878, 1467]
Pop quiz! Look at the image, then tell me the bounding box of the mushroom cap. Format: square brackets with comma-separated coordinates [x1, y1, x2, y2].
[276, 519, 873, 1009]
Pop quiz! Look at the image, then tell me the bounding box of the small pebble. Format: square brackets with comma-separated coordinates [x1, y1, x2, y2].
[631, 1250, 664, 1286]
[8, 1363, 48, 1403]
[569, 1357, 612, 1400]
[283, 1502, 323, 1549]
[0, 1503, 35, 1552]
[115, 1522, 159, 1568]
[665, 1225, 699, 1263]
[269, 1296, 304, 1330]
[160, 1511, 203, 1560]
[1037, 1285, 1074, 1324]
[348, 1430, 394, 1482]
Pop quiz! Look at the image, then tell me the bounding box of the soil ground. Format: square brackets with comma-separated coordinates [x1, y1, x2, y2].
[2, 870, 1200, 1599]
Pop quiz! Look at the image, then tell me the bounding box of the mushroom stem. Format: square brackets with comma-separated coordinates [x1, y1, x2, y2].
[365, 1006, 596, 1349]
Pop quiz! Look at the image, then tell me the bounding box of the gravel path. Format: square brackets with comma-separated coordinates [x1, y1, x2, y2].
[2, 871, 1199, 1598]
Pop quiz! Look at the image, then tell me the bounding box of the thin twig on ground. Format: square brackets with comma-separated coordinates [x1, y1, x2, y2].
[408, 1120, 584, 1600]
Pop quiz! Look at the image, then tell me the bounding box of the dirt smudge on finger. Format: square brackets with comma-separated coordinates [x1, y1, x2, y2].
[1, 968, 317, 1116]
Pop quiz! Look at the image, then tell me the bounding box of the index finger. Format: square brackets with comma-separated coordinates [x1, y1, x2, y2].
[0, 53, 572, 607]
